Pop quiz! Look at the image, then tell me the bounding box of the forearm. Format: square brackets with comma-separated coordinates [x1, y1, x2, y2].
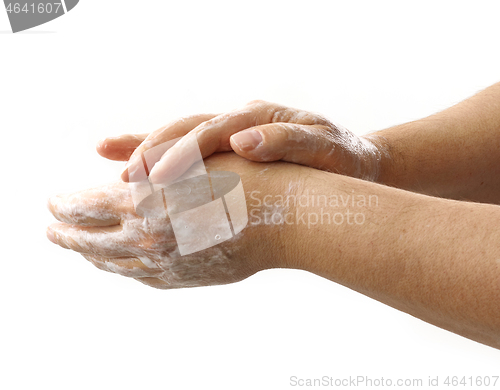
[289, 170, 500, 348]
[368, 82, 500, 203]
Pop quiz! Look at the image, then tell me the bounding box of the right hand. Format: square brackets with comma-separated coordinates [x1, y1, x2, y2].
[97, 100, 384, 184]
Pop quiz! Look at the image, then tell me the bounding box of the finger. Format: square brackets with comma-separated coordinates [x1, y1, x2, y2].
[82, 254, 164, 278]
[47, 222, 135, 257]
[147, 104, 272, 184]
[147, 101, 329, 184]
[122, 114, 218, 182]
[96, 134, 149, 161]
[229, 123, 348, 171]
[47, 184, 130, 226]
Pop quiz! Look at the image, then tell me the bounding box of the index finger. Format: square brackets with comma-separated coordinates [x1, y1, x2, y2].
[122, 113, 218, 182]
[47, 183, 131, 227]
[46, 223, 134, 257]
[96, 133, 149, 162]
[147, 101, 327, 184]
[147, 102, 276, 184]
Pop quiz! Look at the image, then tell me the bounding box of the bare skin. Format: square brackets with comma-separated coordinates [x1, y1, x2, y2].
[47, 82, 500, 348]
[101, 82, 500, 203]
[48, 152, 500, 349]
[375, 81, 500, 203]
[106, 101, 381, 184]
[47, 155, 297, 289]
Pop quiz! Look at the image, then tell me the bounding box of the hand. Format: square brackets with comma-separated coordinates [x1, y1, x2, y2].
[46, 152, 300, 289]
[96, 101, 384, 184]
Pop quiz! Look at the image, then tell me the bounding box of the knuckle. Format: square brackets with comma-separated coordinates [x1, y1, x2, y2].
[245, 100, 283, 124]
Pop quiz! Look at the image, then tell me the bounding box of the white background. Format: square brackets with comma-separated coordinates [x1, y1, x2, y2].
[1, 1, 500, 389]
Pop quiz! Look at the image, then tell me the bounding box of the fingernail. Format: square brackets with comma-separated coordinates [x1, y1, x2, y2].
[231, 130, 262, 151]
[120, 163, 130, 182]
[122, 159, 147, 182]
[121, 159, 136, 182]
[148, 165, 170, 185]
[148, 152, 176, 185]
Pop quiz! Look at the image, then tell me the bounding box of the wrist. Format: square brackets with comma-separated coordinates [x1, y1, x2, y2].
[354, 135, 383, 182]
[362, 121, 419, 190]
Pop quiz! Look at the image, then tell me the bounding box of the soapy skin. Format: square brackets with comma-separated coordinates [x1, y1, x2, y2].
[47, 154, 300, 289]
[112, 101, 383, 185]
[47, 152, 500, 349]
[105, 83, 500, 204]
[49, 83, 500, 348]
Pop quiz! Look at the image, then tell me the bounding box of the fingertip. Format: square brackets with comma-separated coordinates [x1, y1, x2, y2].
[46, 195, 59, 215]
[46, 227, 56, 244]
[96, 138, 104, 148]
[46, 225, 70, 249]
[123, 161, 149, 183]
[147, 167, 163, 185]
[96, 137, 111, 155]
[96, 137, 121, 160]
[148, 162, 174, 185]
[46, 196, 53, 212]
[96, 135, 141, 161]
[120, 167, 130, 182]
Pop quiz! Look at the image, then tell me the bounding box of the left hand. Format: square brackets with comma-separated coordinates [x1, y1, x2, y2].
[46, 152, 301, 289]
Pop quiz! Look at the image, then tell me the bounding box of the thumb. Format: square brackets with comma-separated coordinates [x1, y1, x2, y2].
[229, 123, 340, 171]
